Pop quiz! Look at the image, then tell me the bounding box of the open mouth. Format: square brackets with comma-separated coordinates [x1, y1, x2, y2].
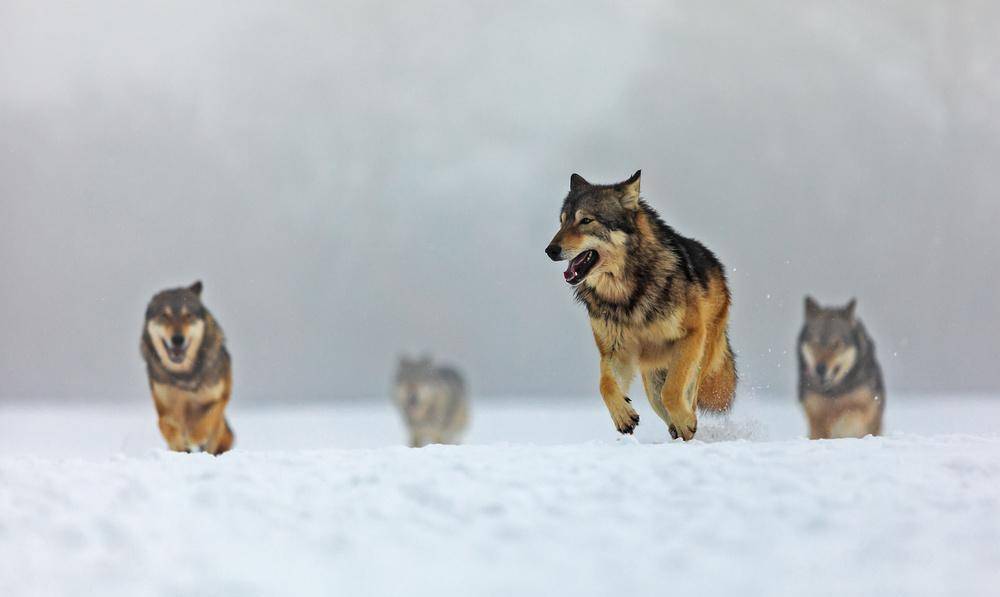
[162, 339, 187, 364]
[564, 250, 599, 285]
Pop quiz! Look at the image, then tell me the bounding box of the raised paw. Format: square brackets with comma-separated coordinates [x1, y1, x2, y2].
[611, 400, 641, 435]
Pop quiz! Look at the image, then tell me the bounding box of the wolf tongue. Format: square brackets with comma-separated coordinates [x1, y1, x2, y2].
[564, 252, 590, 281]
[563, 257, 580, 282]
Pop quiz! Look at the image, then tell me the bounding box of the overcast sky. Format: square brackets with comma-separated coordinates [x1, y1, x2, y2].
[2, 1, 999, 403]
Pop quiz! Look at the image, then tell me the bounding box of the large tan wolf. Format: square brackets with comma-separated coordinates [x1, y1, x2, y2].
[140, 281, 234, 454]
[545, 170, 736, 440]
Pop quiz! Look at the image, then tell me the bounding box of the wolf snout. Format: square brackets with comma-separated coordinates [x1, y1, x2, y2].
[815, 363, 827, 378]
[545, 244, 562, 261]
[170, 334, 185, 347]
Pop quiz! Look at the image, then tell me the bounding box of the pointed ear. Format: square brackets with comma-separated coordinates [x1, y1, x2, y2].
[805, 295, 820, 318]
[615, 169, 641, 211]
[844, 298, 857, 322]
[570, 173, 590, 191]
[189, 280, 203, 296]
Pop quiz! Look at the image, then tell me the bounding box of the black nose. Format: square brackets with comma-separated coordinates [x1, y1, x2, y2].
[545, 244, 562, 260]
[816, 363, 827, 377]
[171, 334, 185, 347]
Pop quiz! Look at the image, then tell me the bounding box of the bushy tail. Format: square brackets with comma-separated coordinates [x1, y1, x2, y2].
[698, 335, 737, 413]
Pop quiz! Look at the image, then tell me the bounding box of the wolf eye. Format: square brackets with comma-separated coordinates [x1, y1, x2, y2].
[580, 217, 594, 225]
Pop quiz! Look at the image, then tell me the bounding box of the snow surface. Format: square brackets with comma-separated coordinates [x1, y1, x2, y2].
[1, 396, 999, 596]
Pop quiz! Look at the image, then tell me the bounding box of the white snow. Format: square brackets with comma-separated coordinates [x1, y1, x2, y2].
[1, 396, 999, 596]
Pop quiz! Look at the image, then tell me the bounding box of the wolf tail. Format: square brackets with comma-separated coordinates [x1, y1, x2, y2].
[698, 333, 737, 413]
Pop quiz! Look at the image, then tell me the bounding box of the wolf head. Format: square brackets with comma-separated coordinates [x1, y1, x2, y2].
[143, 281, 209, 374]
[545, 170, 642, 286]
[394, 355, 435, 414]
[798, 296, 862, 389]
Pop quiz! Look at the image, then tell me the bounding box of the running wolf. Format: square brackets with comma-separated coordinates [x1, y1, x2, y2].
[140, 281, 234, 454]
[545, 170, 737, 440]
[798, 297, 885, 439]
[393, 356, 469, 447]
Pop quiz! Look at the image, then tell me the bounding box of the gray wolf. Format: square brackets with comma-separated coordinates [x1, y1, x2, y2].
[393, 356, 469, 447]
[140, 281, 234, 454]
[545, 170, 737, 440]
[798, 296, 885, 438]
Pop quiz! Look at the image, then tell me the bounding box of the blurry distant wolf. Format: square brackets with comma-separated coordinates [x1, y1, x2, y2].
[545, 170, 736, 441]
[140, 281, 234, 455]
[798, 297, 885, 439]
[393, 356, 469, 447]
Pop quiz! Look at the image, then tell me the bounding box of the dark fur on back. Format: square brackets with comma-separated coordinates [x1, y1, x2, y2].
[565, 191, 727, 326]
[140, 286, 229, 391]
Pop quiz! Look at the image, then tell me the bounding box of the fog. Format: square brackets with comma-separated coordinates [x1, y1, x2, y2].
[1, 1, 998, 403]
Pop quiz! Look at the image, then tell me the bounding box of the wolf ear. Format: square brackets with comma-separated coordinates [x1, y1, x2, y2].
[615, 170, 641, 211]
[189, 280, 203, 296]
[570, 173, 590, 191]
[844, 298, 857, 322]
[805, 295, 820, 318]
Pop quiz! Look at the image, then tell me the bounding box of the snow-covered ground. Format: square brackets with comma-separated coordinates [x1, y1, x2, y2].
[1, 396, 999, 596]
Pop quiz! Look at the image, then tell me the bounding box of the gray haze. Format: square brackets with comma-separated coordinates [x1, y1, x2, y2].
[2, 1, 998, 403]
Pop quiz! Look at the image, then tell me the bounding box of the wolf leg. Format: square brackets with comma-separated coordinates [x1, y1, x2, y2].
[829, 409, 872, 439]
[641, 369, 671, 425]
[599, 354, 639, 434]
[807, 416, 827, 440]
[157, 416, 188, 452]
[208, 418, 234, 455]
[869, 413, 883, 437]
[201, 372, 234, 455]
[447, 401, 469, 445]
[189, 398, 233, 455]
[660, 328, 706, 441]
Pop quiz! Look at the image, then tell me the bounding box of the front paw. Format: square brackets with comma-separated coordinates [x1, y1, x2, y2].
[611, 399, 641, 435]
[667, 411, 697, 441]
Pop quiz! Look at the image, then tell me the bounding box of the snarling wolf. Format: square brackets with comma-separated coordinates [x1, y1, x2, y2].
[798, 297, 885, 439]
[545, 170, 737, 440]
[140, 281, 234, 454]
[393, 356, 469, 447]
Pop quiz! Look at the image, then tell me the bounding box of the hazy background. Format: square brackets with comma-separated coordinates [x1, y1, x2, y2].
[1, 0, 998, 403]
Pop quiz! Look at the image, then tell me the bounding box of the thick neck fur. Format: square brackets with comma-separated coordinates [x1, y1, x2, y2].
[574, 202, 681, 325]
[142, 315, 227, 391]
